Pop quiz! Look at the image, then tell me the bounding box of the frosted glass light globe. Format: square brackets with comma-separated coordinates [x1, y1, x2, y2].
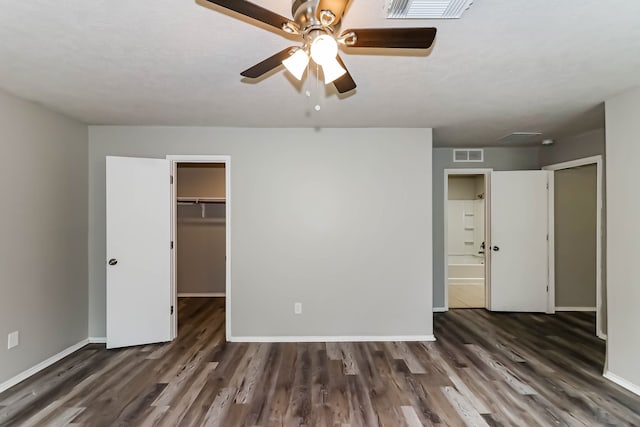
[310, 34, 339, 66]
[282, 48, 309, 81]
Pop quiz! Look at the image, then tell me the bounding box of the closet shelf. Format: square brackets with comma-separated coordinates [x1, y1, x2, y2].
[177, 197, 226, 204]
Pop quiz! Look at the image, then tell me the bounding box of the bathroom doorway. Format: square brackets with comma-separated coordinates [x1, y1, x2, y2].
[445, 172, 489, 309]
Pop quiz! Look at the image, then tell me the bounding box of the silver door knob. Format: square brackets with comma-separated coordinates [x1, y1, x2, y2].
[108, 258, 118, 266]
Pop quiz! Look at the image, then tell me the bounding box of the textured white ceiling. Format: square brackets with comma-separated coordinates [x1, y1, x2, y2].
[0, 0, 639, 146]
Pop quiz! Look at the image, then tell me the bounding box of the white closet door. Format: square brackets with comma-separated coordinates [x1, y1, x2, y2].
[490, 171, 550, 312]
[106, 156, 171, 349]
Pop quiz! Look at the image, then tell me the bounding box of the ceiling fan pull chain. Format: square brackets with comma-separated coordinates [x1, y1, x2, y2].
[315, 63, 321, 112]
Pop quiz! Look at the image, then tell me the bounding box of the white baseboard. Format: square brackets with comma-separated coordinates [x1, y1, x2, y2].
[604, 371, 640, 397]
[555, 307, 597, 312]
[0, 339, 89, 394]
[178, 293, 225, 298]
[433, 307, 448, 312]
[229, 335, 436, 343]
[89, 337, 107, 344]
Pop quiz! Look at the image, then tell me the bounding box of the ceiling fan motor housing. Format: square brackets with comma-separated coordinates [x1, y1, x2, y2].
[292, 0, 326, 32]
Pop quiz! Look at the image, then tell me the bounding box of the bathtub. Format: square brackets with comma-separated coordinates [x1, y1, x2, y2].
[448, 254, 484, 265]
[448, 255, 485, 286]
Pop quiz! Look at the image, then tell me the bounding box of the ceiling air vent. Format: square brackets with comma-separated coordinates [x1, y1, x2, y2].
[498, 132, 542, 144]
[387, 0, 474, 19]
[453, 149, 484, 163]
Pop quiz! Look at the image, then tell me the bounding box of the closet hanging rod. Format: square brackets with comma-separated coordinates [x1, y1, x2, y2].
[177, 197, 226, 204]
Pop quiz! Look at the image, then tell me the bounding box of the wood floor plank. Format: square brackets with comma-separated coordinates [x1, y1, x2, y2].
[401, 405, 424, 427]
[327, 359, 350, 425]
[201, 387, 236, 427]
[155, 362, 218, 426]
[1, 300, 639, 426]
[441, 386, 489, 427]
[240, 344, 282, 426]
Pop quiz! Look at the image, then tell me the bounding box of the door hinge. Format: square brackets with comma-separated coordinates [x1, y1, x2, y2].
[546, 183, 549, 189]
[546, 234, 549, 241]
[170, 175, 174, 184]
[546, 286, 549, 292]
[170, 241, 174, 249]
[171, 305, 174, 315]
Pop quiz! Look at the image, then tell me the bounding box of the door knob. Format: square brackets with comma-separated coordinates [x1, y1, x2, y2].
[492, 246, 500, 252]
[108, 258, 118, 266]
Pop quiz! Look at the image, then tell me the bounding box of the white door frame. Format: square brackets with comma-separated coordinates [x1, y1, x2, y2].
[167, 155, 231, 341]
[443, 169, 493, 311]
[543, 155, 604, 339]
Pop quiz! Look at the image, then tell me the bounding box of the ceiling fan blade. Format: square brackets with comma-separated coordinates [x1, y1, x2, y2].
[333, 56, 356, 94]
[340, 27, 437, 49]
[317, 0, 350, 25]
[201, 0, 297, 33]
[240, 47, 296, 79]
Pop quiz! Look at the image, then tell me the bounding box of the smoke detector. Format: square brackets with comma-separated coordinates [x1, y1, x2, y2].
[387, 0, 474, 19]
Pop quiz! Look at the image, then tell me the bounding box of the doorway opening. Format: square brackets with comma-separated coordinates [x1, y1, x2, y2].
[168, 155, 231, 341]
[544, 156, 604, 339]
[445, 173, 489, 309]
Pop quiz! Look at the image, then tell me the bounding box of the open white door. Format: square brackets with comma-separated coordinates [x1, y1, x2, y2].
[490, 171, 550, 312]
[106, 156, 171, 349]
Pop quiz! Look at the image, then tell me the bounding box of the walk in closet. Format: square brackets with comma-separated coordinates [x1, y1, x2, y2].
[176, 164, 226, 296]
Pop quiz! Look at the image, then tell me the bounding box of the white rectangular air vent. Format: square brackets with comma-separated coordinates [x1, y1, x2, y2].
[453, 149, 484, 163]
[387, 0, 474, 19]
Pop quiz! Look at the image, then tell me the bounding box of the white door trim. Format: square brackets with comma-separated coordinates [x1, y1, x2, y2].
[443, 169, 493, 311]
[167, 155, 232, 342]
[543, 155, 604, 339]
[547, 172, 555, 314]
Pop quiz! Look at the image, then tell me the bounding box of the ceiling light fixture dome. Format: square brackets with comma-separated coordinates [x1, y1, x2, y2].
[310, 34, 338, 66]
[282, 48, 309, 81]
[310, 34, 346, 84]
[319, 57, 346, 84]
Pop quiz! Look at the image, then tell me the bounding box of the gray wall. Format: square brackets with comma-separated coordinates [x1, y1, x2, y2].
[605, 86, 640, 388]
[89, 127, 433, 339]
[433, 147, 540, 308]
[0, 89, 88, 385]
[554, 165, 597, 308]
[539, 129, 605, 165]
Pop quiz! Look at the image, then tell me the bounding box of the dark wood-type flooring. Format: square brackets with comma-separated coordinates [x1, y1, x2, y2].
[1, 298, 639, 426]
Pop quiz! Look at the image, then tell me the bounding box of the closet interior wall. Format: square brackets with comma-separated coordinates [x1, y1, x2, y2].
[177, 164, 226, 296]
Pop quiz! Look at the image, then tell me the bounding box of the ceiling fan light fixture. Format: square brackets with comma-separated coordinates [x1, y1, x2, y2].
[199, 0, 437, 94]
[310, 34, 339, 67]
[321, 57, 347, 84]
[282, 48, 309, 80]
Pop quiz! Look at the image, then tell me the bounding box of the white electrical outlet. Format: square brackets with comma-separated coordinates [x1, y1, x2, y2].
[294, 302, 302, 315]
[8, 331, 19, 349]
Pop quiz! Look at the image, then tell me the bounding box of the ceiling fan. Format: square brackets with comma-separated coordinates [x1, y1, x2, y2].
[199, 0, 437, 93]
